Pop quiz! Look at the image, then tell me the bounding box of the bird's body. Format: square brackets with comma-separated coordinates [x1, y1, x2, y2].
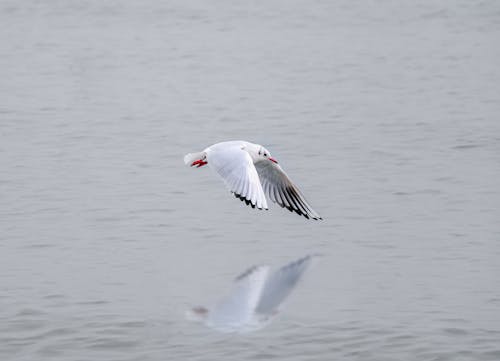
[184, 140, 322, 220]
[186, 254, 319, 333]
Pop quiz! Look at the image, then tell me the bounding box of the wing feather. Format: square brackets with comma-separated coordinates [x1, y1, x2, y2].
[207, 145, 268, 210]
[254, 161, 321, 219]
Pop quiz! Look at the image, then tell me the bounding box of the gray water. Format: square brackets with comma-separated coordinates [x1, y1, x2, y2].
[1, 0, 500, 360]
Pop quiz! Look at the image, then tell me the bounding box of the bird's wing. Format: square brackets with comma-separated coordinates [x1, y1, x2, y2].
[208, 146, 268, 210]
[207, 265, 270, 331]
[254, 160, 322, 219]
[255, 255, 317, 315]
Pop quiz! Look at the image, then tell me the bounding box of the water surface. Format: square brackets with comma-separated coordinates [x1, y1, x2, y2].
[1, 1, 499, 360]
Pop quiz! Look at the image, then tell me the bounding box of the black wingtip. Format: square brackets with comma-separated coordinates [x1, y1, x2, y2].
[232, 192, 265, 211]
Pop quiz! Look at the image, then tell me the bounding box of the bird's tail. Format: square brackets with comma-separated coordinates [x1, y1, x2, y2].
[183, 151, 205, 165]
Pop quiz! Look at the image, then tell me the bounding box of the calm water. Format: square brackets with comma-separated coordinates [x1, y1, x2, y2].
[1, 1, 500, 360]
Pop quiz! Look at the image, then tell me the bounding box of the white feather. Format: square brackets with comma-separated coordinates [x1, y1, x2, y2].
[206, 142, 268, 210]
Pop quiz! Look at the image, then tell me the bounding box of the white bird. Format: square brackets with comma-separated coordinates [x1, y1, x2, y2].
[184, 140, 322, 220]
[186, 254, 320, 333]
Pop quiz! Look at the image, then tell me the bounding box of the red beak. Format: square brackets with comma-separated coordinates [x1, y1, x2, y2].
[191, 159, 208, 168]
[269, 157, 278, 164]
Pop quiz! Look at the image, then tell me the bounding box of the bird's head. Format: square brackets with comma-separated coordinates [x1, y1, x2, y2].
[257, 146, 278, 164]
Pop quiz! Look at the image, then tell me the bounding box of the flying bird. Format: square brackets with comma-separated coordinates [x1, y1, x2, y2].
[184, 140, 322, 220]
[186, 254, 320, 333]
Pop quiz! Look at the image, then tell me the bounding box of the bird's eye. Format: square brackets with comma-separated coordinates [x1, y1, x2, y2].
[264, 153, 267, 156]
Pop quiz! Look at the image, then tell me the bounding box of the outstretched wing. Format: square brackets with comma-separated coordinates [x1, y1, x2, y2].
[207, 265, 270, 332]
[208, 145, 268, 210]
[255, 255, 317, 315]
[254, 160, 321, 219]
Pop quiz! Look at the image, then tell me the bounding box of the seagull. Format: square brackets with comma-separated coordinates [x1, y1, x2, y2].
[186, 254, 320, 333]
[184, 140, 322, 220]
